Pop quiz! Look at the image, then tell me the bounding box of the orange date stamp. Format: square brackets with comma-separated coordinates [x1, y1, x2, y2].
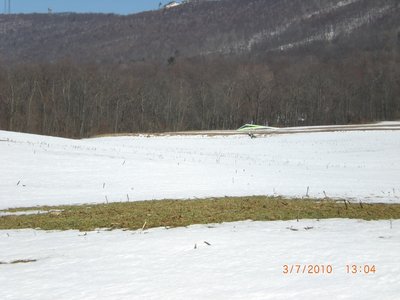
[283, 264, 376, 275]
[283, 264, 334, 275]
[345, 264, 376, 274]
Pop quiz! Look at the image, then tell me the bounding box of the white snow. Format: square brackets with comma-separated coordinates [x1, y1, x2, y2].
[0, 210, 63, 217]
[1, 126, 399, 299]
[1, 126, 400, 209]
[0, 219, 399, 300]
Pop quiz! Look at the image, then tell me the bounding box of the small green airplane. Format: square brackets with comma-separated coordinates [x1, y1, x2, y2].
[237, 124, 274, 131]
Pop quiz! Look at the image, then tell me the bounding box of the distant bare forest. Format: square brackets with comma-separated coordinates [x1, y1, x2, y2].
[1, 52, 398, 137]
[0, 0, 399, 137]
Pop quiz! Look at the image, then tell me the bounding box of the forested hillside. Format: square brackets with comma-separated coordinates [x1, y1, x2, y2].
[0, 0, 399, 137]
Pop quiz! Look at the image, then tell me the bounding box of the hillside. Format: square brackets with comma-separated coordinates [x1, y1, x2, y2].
[0, 0, 399, 137]
[0, 0, 399, 64]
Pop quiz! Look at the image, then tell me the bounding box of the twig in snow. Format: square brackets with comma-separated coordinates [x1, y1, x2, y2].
[306, 186, 310, 198]
[0, 259, 37, 265]
[323, 191, 327, 198]
[204, 241, 211, 246]
[287, 226, 299, 231]
[142, 221, 147, 231]
[103, 183, 106, 189]
[105, 196, 108, 204]
[17, 180, 20, 186]
[390, 219, 393, 230]
[126, 194, 130, 202]
[343, 200, 348, 210]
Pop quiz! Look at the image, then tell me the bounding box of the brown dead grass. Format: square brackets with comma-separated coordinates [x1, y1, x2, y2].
[1, 196, 399, 231]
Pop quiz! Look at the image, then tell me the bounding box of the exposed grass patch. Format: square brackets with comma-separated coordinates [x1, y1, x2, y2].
[0, 196, 399, 231]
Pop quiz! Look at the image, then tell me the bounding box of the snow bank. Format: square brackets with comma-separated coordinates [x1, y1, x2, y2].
[1, 129, 400, 209]
[0, 219, 399, 300]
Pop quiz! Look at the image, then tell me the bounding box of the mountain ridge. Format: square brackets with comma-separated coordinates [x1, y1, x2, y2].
[0, 0, 398, 65]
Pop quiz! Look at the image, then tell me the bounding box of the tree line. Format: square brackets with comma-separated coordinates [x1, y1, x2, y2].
[0, 51, 399, 138]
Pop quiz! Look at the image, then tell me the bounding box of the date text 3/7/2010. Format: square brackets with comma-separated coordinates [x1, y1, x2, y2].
[283, 264, 376, 275]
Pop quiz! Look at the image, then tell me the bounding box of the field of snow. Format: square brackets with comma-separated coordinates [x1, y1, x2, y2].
[1, 219, 399, 300]
[1, 127, 400, 209]
[1, 126, 400, 299]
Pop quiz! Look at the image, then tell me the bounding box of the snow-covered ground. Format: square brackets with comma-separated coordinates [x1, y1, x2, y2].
[0, 210, 63, 217]
[1, 219, 399, 300]
[1, 126, 400, 299]
[1, 126, 400, 209]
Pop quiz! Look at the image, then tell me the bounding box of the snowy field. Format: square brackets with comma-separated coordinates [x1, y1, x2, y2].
[1, 125, 400, 209]
[1, 219, 399, 300]
[1, 125, 400, 299]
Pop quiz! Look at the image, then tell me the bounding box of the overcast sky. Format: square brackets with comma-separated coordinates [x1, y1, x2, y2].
[3, 0, 179, 14]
